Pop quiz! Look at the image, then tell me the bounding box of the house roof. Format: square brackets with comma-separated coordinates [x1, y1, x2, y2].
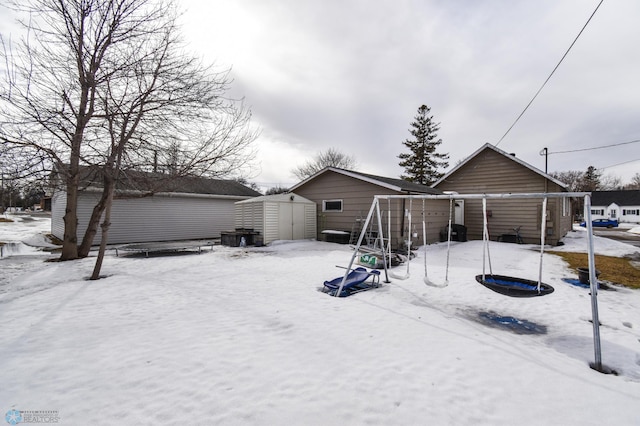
[65, 166, 261, 198]
[431, 143, 569, 190]
[289, 167, 443, 194]
[591, 190, 640, 206]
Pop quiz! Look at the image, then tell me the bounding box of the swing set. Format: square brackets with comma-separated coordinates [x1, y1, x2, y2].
[328, 191, 608, 373]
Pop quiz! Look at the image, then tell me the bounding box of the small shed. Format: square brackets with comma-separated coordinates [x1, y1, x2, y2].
[234, 193, 317, 245]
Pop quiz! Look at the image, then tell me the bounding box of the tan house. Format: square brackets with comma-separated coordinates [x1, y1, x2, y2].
[289, 168, 450, 249]
[432, 143, 572, 245]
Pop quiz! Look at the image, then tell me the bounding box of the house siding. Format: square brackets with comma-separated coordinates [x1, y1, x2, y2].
[620, 205, 640, 223]
[293, 170, 449, 248]
[52, 189, 242, 245]
[435, 148, 570, 245]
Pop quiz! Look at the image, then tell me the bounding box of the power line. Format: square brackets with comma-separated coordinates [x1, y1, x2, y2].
[496, 0, 605, 147]
[545, 139, 640, 155]
[598, 158, 640, 171]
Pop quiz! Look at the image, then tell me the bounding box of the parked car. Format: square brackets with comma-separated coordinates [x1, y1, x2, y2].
[579, 218, 619, 228]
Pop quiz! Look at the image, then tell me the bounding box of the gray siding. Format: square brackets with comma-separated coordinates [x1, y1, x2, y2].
[293, 171, 449, 248]
[52, 189, 242, 245]
[435, 149, 570, 245]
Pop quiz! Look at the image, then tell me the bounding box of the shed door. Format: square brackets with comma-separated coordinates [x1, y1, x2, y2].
[278, 203, 293, 240]
[291, 204, 305, 239]
[278, 203, 306, 240]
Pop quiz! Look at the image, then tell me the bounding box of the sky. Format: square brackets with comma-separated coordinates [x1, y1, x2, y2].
[1, 1, 638, 191]
[178, 0, 640, 190]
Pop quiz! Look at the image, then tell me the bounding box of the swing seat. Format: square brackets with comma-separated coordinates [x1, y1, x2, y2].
[475, 274, 554, 298]
[323, 267, 381, 297]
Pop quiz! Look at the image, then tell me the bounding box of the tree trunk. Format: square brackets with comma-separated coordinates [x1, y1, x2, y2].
[78, 186, 111, 258]
[90, 179, 115, 280]
[60, 161, 80, 260]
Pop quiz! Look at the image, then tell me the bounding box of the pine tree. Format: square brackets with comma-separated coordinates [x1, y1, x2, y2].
[398, 105, 449, 185]
[581, 166, 601, 191]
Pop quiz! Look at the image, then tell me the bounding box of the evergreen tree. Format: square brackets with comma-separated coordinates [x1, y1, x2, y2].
[398, 105, 449, 185]
[581, 166, 601, 191]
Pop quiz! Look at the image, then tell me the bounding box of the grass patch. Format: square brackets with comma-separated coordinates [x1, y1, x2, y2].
[0, 217, 14, 223]
[548, 251, 640, 289]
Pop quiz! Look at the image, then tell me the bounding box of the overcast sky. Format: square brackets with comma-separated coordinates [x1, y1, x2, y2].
[178, 0, 639, 190]
[2, 1, 638, 190]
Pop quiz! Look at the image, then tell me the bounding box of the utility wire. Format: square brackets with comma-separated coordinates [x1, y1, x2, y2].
[544, 139, 640, 155]
[598, 158, 640, 171]
[496, 0, 605, 147]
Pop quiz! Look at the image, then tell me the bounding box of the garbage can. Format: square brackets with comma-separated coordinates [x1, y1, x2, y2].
[441, 224, 467, 242]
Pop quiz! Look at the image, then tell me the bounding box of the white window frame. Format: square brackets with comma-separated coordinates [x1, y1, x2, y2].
[322, 199, 343, 212]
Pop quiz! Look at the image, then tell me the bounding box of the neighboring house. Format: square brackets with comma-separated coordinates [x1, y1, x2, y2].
[590, 190, 640, 224]
[289, 167, 449, 249]
[51, 169, 261, 246]
[432, 143, 572, 245]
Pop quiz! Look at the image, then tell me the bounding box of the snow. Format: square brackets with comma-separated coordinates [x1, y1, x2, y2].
[1, 214, 640, 425]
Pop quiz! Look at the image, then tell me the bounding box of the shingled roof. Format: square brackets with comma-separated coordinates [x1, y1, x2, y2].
[591, 190, 640, 206]
[57, 166, 261, 198]
[290, 167, 443, 194]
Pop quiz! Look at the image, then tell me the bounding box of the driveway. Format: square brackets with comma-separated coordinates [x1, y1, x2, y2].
[591, 226, 640, 248]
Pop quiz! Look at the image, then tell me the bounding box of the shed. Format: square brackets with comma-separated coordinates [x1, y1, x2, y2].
[234, 193, 317, 245]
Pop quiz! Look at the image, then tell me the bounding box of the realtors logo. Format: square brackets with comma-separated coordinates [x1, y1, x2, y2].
[4, 411, 21, 425]
[4, 410, 59, 424]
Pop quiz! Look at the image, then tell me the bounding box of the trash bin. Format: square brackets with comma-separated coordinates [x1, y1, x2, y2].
[577, 267, 600, 284]
[441, 224, 467, 242]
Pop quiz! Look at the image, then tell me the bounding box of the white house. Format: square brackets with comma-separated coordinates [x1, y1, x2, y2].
[590, 190, 640, 224]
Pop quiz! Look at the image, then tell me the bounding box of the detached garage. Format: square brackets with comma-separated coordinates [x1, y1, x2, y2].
[234, 193, 317, 245]
[51, 170, 261, 245]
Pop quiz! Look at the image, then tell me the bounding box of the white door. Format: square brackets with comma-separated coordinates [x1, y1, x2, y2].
[292, 204, 305, 239]
[454, 200, 464, 225]
[279, 203, 293, 240]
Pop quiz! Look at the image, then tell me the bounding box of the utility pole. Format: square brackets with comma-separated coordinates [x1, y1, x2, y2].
[539, 147, 548, 173]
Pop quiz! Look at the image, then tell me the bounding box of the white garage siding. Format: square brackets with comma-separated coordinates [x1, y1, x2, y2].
[52, 189, 250, 245]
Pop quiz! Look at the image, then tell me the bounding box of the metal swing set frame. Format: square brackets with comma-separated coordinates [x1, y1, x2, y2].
[338, 191, 608, 373]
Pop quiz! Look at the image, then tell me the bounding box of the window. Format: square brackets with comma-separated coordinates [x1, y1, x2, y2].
[322, 199, 343, 212]
[562, 198, 568, 217]
[591, 209, 604, 216]
[623, 209, 639, 215]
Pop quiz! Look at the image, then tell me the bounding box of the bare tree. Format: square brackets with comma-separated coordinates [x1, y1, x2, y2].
[291, 148, 357, 181]
[1, 0, 165, 259]
[1, 0, 258, 268]
[549, 170, 584, 192]
[625, 173, 640, 190]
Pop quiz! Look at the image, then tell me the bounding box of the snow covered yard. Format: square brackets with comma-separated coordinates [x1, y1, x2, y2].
[1, 214, 640, 425]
